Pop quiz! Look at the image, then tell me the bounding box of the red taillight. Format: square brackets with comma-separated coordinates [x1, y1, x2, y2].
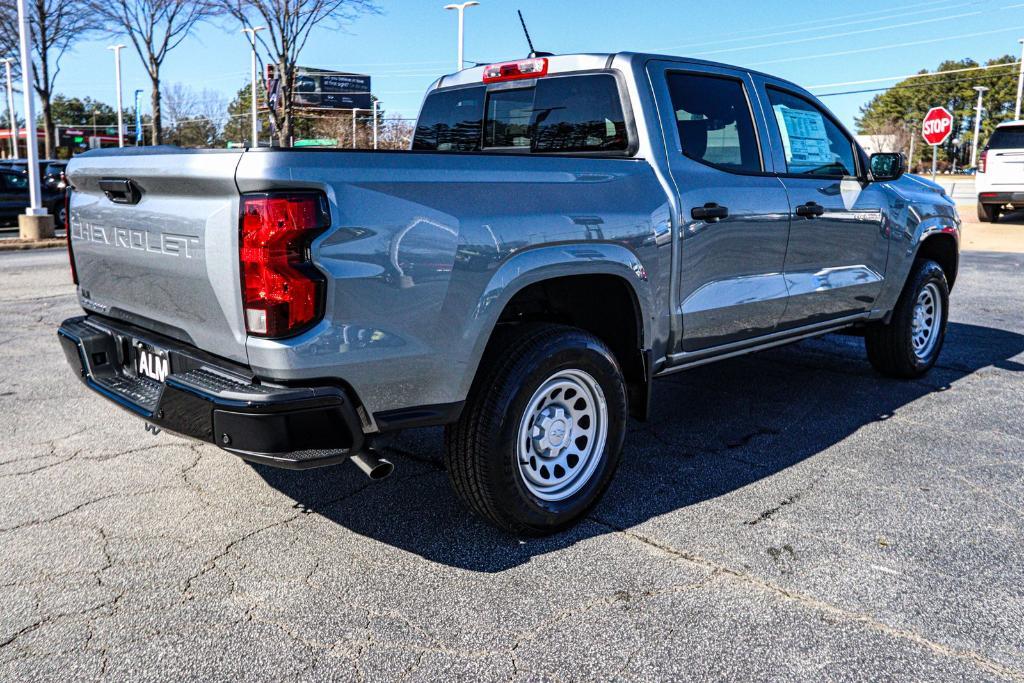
[978, 149, 987, 174]
[65, 185, 77, 285]
[482, 58, 548, 83]
[239, 192, 329, 338]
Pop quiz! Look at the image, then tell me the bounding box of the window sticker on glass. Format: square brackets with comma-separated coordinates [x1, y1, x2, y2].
[774, 105, 832, 166]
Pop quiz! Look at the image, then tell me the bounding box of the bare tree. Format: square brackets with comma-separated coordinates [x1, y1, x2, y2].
[89, 0, 221, 145]
[163, 81, 226, 146]
[217, 0, 378, 146]
[0, 0, 92, 158]
[378, 115, 413, 150]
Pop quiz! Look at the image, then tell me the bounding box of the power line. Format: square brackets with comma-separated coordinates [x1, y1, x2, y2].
[809, 61, 1021, 90]
[750, 25, 1024, 66]
[693, 9, 986, 58]
[647, 0, 979, 52]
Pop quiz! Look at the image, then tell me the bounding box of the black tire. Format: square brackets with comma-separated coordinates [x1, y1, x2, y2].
[977, 202, 1000, 223]
[444, 323, 628, 535]
[865, 259, 949, 378]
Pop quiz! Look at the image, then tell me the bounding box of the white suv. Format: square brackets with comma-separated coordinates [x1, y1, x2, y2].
[976, 121, 1024, 221]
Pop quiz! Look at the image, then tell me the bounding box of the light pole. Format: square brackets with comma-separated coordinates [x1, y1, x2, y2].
[2, 58, 16, 158]
[15, 0, 48, 238]
[241, 26, 265, 147]
[971, 85, 989, 168]
[108, 44, 126, 147]
[1016, 38, 1024, 120]
[372, 98, 378, 150]
[444, 1, 479, 71]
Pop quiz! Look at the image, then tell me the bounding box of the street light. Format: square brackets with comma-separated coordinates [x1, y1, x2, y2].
[1016, 38, 1024, 120]
[16, 0, 46, 236]
[971, 85, 989, 168]
[444, 1, 479, 71]
[107, 44, 126, 147]
[240, 26, 265, 147]
[2, 58, 16, 159]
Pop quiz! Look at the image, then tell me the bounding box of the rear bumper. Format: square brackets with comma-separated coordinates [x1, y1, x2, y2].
[977, 191, 1024, 204]
[57, 315, 366, 469]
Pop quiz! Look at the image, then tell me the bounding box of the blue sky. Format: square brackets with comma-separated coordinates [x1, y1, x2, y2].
[49, 0, 1024, 129]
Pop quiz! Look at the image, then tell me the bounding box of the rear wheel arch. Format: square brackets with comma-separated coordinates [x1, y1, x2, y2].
[478, 272, 651, 420]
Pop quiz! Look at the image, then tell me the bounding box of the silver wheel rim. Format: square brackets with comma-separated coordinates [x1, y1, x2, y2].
[516, 368, 608, 502]
[911, 282, 942, 360]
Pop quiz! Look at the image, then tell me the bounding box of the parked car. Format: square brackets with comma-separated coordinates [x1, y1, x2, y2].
[0, 158, 59, 178]
[58, 52, 960, 534]
[0, 167, 66, 226]
[975, 121, 1024, 221]
[43, 161, 67, 190]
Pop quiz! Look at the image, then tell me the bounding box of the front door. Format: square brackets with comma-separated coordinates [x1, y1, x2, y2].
[758, 82, 889, 327]
[651, 63, 793, 353]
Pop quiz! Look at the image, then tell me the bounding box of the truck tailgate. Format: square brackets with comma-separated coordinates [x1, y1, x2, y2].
[67, 149, 248, 364]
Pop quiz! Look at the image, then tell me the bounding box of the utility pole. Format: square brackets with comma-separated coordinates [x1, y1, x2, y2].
[2, 58, 16, 158]
[444, 2, 479, 70]
[971, 85, 989, 168]
[108, 45, 126, 147]
[16, 0, 50, 238]
[240, 26, 265, 147]
[908, 123, 915, 173]
[372, 99, 378, 150]
[1016, 38, 1024, 120]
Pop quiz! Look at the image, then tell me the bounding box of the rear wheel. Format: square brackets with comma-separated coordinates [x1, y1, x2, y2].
[865, 259, 949, 378]
[977, 202, 1000, 222]
[444, 323, 627, 535]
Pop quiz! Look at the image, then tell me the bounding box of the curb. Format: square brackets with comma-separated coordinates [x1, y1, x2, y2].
[0, 238, 65, 252]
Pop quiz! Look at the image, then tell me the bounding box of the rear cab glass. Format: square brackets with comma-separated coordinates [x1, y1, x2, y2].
[413, 73, 630, 154]
[987, 125, 1024, 149]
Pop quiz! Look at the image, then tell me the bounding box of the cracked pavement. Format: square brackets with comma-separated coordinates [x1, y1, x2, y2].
[1, 248, 1022, 681]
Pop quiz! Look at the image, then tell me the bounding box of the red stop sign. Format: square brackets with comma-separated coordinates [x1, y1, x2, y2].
[922, 107, 954, 146]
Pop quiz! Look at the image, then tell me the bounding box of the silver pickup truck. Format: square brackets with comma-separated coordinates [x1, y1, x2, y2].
[58, 52, 960, 534]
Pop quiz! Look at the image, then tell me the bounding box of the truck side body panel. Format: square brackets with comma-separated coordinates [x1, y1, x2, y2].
[236, 150, 672, 415]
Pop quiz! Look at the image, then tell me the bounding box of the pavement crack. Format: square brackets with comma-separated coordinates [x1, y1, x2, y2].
[588, 515, 1024, 681]
[745, 493, 802, 526]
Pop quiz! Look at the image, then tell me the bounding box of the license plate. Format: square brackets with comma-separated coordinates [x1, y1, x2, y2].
[132, 341, 170, 383]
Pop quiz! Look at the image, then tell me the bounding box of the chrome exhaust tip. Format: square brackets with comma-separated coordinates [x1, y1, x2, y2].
[349, 451, 394, 480]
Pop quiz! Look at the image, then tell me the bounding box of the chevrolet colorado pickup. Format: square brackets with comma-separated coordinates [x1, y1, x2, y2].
[59, 52, 960, 534]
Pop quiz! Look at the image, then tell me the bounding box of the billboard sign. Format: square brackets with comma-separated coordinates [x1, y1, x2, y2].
[294, 68, 372, 110]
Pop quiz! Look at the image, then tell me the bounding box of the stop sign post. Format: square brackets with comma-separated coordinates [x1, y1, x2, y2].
[922, 106, 954, 180]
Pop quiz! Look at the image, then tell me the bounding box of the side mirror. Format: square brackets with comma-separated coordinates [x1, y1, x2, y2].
[869, 152, 906, 182]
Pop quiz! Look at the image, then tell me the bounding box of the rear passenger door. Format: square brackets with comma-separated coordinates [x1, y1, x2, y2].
[649, 61, 792, 353]
[757, 81, 889, 326]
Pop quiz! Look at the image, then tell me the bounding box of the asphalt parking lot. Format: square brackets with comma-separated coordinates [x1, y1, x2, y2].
[1, 247, 1022, 681]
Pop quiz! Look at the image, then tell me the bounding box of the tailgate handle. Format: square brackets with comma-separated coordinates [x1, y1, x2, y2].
[99, 178, 141, 205]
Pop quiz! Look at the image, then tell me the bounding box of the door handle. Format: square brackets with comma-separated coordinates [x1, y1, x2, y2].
[795, 201, 825, 218]
[691, 202, 729, 222]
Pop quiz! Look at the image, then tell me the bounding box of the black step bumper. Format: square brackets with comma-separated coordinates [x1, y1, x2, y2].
[57, 315, 366, 469]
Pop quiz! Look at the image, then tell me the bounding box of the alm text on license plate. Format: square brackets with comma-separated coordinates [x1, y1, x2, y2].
[133, 342, 170, 383]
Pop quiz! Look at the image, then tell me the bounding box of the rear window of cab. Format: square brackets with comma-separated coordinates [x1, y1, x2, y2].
[412, 73, 629, 154]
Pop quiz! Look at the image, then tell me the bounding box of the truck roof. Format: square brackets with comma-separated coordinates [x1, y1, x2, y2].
[431, 51, 809, 96]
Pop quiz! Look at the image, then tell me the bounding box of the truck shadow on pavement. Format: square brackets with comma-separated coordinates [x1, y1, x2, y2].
[252, 321, 1024, 572]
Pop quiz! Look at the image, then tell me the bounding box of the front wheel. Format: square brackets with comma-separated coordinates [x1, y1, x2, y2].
[864, 259, 949, 378]
[444, 323, 628, 535]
